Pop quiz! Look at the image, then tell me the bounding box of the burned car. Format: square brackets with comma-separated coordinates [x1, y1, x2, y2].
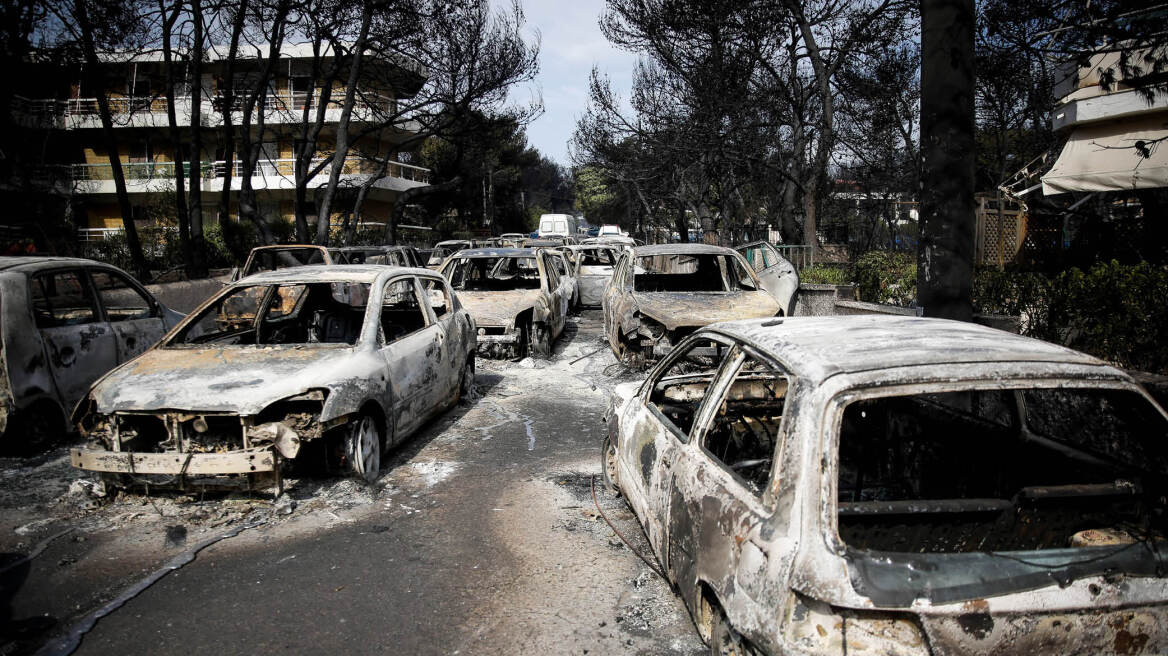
[544, 248, 579, 309]
[601, 244, 780, 366]
[0, 257, 184, 449]
[428, 240, 474, 268]
[71, 265, 475, 488]
[736, 241, 799, 317]
[602, 315, 1168, 655]
[234, 244, 332, 281]
[566, 244, 621, 307]
[440, 248, 571, 358]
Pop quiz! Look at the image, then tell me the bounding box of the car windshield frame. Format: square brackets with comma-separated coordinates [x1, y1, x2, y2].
[162, 280, 375, 349]
[632, 252, 760, 293]
[442, 255, 545, 292]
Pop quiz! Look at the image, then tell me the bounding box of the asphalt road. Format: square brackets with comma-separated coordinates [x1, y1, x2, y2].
[5, 311, 703, 656]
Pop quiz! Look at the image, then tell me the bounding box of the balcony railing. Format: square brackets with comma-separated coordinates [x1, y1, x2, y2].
[71, 157, 430, 185]
[71, 161, 214, 181]
[59, 91, 401, 118]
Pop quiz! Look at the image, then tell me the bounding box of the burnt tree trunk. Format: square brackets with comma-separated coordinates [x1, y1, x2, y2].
[187, 0, 207, 277]
[75, 0, 149, 281]
[918, 0, 975, 321]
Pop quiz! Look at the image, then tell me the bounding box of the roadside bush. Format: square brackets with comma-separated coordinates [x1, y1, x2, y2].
[853, 251, 916, 307]
[799, 264, 851, 285]
[974, 261, 1168, 374]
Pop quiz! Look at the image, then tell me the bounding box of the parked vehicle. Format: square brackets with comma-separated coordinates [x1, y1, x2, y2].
[71, 265, 475, 487]
[601, 244, 780, 366]
[439, 248, 571, 358]
[735, 240, 800, 316]
[583, 235, 636, 248]
[330, 246, 392, 265]
[234, 245, 332, 281]
[543, 248, 579, 309]
[497, 234, 527, 248]
[598, 224, 623, 237]
[537, 214, 577, 238]
[603, 315, 1168, 656]
[428, 240, 474, 267]
[0, 257, 184, 450]
[565, 244, 621, 307]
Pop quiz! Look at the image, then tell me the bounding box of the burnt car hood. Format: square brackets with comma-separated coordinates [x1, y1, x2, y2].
[634, 291, 779, 331]
[90, 347, 353, 415]
[456, 290, 539, 328]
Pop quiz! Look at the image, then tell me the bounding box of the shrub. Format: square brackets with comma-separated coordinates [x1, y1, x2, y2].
[853, 251, 917, 307]
[974, 262, 1168, 374]
[799, 264, 851, 285]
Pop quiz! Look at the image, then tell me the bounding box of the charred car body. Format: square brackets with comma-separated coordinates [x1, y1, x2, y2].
[71, 265, 475, 489]
[601, 244, 780, 366]
[736, 241, 799, 317]
[234, 245, 332, 281]
[566, 244, 621, 307]
[0, 257, 183, 449]
[440, 248, 571, 359]
[603, 315, 1168, 655]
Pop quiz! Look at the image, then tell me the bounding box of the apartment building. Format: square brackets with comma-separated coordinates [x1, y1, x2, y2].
[9, 43, 431, 241]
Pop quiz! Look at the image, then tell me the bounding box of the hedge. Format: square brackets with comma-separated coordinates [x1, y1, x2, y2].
[798, 251, 1168, 373]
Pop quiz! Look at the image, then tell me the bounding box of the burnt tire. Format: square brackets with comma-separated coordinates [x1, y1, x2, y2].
[457, 356, 476, 403]
[343, 414, 381, 484]
[707, 602, 753, 656]
[3, 402, 65, 456]
[601, 435, 620, 495]
[529, 322, 552, 358]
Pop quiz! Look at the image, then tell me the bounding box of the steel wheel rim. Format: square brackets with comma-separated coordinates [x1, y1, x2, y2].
[357, 416, 379, 478]
[604, 440, 618, 484]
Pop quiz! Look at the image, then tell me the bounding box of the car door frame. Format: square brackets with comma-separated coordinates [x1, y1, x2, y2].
[86, 265, 169, 363]
[537, 250, 568, 338]
[28, 267, 120, 419]
[618, 333, 741, 564]
[372, 273, 444, 442]
[602, 250, 631, 343]
[417, 273, 466, 404]
[667, 339, 799, 637]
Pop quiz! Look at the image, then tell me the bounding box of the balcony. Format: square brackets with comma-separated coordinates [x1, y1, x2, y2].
[58, 92, 413, 130]
[70, 157, 431, 195]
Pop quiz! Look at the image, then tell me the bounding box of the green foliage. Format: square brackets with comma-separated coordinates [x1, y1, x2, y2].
[853, 251, 917, 307]
[974, 262, 1168, 373]
[799, 264, 851, 285]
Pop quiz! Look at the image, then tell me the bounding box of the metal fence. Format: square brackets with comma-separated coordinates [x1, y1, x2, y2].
[774, 244, 814, 271]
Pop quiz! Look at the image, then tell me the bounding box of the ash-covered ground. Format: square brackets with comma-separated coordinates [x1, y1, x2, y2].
[0, 311, 703, 656]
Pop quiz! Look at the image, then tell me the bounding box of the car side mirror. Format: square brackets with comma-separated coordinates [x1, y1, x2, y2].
[229, 267, 240, 282]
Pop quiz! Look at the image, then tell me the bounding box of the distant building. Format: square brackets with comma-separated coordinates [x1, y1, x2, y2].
[5, 44, 430, 242]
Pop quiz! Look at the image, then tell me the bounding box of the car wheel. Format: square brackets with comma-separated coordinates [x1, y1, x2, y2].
[457, 356, 476, 403]
[343, 414, 381, 484]
[600, 435, 620, 494]
[529, 321, 552, 358]
[4, 401, 65, 456]
[708, 603, 750, 656]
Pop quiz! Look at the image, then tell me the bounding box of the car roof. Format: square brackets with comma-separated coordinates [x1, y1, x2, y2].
[707, 315, 1113, 384]
[234, 264, 437, 285]
[453, 248, 538, 258]
[249, 244, 326, 252]
[634, 243, 736, 256]
[0, 256, 123, 273]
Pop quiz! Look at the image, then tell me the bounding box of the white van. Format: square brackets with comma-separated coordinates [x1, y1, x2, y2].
[538, 213, 576, 237]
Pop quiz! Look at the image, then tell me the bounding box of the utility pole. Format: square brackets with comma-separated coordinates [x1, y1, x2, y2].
[918, 0, 975, 321]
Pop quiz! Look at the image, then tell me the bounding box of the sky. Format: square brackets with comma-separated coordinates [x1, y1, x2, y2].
[505, 0, 638, 167]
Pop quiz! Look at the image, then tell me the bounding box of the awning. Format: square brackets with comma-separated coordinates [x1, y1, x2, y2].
[1042, 114, 1168, 195]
